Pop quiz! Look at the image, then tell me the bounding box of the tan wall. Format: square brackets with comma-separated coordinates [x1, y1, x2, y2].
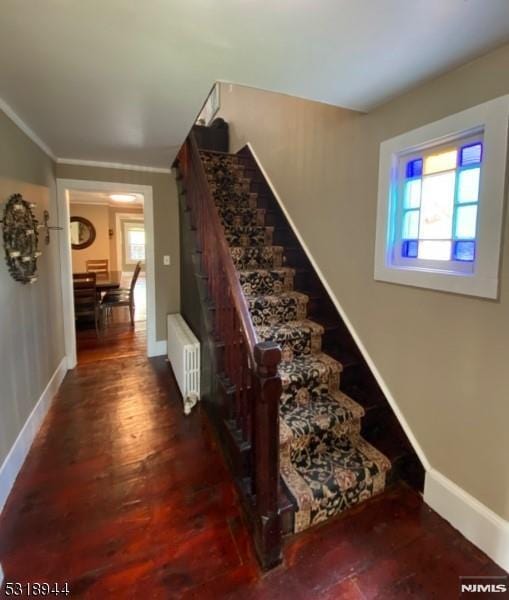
[70, 203, 111, 272]
[217, 42, 509, 521]
[56, 165, 179, 340]
[0, 110, 64, 467]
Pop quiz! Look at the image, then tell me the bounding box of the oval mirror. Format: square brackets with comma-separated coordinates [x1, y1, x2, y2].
[70, 216, 96, 250]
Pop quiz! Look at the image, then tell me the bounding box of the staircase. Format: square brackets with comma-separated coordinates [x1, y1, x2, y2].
[176, 133, 424, 569]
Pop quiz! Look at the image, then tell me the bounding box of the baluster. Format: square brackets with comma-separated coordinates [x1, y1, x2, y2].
[240, 340, 251, 442]
[252, 342, 282, 569]
[232, 311, 242, 430]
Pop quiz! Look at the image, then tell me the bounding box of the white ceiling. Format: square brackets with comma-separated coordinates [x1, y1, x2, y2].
[1, 0, 509, 169]
[69, 190, 144, 207]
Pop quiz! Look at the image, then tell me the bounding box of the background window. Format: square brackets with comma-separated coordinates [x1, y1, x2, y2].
[399, 141, 482, 265]
[125, 226, 145, 263]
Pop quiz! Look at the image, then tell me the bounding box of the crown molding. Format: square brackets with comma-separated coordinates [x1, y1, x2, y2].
[0, 96, 173, 173]
[69, 200, 144, 208]
[0, 98, 56, 160]
[57, 158, 172, 174]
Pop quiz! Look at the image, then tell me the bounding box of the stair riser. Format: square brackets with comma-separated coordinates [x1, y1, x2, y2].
[218, 208, 266, 228]
[210, 180, 251, 195]
[286, 420, 362, 464]
[224, 226, 274, 247]
[249, 296, 308, 327]
[231, 246, 284, 270]
[281, 373, 340, 407]
[239, 270, 295, 296]
[214, 194, 257, 211]
[256, 326, 323, 360]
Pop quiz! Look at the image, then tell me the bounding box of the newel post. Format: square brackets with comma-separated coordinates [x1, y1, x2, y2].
[253, 341, 283, 570]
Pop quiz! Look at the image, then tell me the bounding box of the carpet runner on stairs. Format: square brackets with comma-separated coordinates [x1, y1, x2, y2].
[201, 151, 391, 533]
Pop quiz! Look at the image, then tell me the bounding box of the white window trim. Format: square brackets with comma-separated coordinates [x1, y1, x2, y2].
[124, 222, 146, 264]
[115, 212, 144, 271]
[374, 95, 509, 299]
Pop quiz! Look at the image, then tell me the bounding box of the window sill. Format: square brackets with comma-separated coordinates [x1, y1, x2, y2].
[374, 263, 498, 299]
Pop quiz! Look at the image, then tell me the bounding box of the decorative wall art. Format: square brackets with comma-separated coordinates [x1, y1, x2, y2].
[1, 194, 61, 284]
[1, 193, 41, 283]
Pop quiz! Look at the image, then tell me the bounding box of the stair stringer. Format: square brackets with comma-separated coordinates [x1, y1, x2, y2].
[242, 142, 429, 479]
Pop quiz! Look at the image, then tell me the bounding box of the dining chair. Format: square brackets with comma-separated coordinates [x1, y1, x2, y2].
[101, 262, 142, 326]
[73, 272, 99, 335]
[73, 272, 95, 284]
[86, 259, 109, 275]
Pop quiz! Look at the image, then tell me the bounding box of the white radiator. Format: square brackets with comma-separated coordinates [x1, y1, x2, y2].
[167, 314, 200, 414]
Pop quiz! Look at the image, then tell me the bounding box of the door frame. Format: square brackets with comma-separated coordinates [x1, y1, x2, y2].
[56, 178, 158, 367]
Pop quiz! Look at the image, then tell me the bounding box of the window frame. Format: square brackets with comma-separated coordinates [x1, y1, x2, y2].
[123, 223, 146, 265]
[374, 95, 509, 299]
[391, 133, 482, 274]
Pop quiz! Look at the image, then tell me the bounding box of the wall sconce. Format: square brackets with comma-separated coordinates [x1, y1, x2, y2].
[43, 210, 63, 245]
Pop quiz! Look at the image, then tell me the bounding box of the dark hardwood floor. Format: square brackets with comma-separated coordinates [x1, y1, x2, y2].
[0, 319, 505, 598]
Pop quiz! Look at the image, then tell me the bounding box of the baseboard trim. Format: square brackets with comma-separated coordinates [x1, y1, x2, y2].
[148, 339, 167, 358]
[424, 469, 509, 572]
[0, 357, 67, 514]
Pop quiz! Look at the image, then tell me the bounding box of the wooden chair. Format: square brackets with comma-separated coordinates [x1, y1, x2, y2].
[73, 272, 99, 335]
[73, 272, 95, 284]
[86, 259, 109, 275]
[101, 262, 142, 326]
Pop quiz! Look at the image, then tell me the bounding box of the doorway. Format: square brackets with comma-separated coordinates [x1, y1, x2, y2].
[57, 179, 158, 368]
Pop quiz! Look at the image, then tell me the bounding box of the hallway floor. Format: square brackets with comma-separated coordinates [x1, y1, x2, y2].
[0, 328, 506, 598]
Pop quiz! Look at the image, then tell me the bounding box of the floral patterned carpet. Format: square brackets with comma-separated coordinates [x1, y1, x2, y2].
[202, 151, 391, 533]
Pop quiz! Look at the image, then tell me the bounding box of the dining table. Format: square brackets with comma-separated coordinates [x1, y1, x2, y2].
[73, 270, 122, 293]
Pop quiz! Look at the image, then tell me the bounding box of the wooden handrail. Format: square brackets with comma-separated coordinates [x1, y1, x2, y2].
[191, 134, 258, 363]
[177, 132, 283, 569]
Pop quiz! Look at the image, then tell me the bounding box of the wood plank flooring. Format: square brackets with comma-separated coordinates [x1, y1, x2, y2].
[0, 322, 506, 598]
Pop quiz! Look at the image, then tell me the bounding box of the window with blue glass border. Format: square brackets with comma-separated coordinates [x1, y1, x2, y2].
[400, 141, 482, 264]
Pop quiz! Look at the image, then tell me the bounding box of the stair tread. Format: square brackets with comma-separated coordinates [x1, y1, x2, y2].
[230, 244, 284, 250]
[281, 434, 391, 532]
[256, 319, 324, 358]
[279, 352, 343, 405]
[247, 290, 309, 303]
[256, 319, 325, 361]
[280, 390, 364, 445]
[223, 223, 272, 230]
[238, 266, 295, 275]
[256, 318, 323, 336]
[248, 291, 309, 326]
